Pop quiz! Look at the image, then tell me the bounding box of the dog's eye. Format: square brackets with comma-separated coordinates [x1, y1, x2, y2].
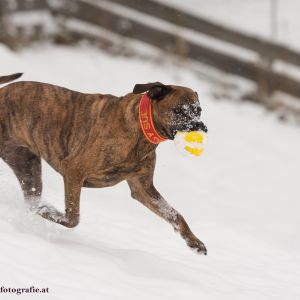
[173, 107, 182, 114]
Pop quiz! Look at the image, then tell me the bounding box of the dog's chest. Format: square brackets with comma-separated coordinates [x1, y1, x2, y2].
[82, 145, 155, 188]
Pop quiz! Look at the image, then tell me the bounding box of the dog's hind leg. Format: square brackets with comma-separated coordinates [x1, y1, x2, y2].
[127, 176, 207, 255]
[1, 143, 42, 210]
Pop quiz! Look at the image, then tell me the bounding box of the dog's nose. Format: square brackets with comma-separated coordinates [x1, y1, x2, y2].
[191, 121, 208, 132]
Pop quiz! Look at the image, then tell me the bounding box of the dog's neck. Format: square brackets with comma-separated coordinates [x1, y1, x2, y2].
[125, 94, 171, 147]
[139, 94, 167, 144]
[151, 110, 172, 141]
[151, 101, 174, 141]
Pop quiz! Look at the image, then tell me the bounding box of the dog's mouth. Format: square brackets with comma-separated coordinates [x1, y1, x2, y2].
[190, 121, 208, 133]
[170, 121, 208, 139]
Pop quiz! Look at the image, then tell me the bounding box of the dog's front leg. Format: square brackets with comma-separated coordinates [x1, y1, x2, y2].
[127, 177, 207, 254]
[37, 172, 82, 228]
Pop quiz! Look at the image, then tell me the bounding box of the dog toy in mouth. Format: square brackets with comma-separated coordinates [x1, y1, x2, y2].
[174, 131, 207, 157]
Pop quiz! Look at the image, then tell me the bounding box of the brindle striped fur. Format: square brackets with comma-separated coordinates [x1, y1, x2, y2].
[0, 73, 207, 254]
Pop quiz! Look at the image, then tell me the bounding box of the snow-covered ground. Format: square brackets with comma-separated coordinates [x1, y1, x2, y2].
[0, 43, 300, 300]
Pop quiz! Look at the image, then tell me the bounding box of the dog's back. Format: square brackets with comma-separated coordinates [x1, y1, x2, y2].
[0, 74, 123, 172]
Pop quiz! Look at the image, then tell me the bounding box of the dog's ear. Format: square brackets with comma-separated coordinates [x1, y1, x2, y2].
[133, 82, 171, 100]
[133, 82, 163, 94]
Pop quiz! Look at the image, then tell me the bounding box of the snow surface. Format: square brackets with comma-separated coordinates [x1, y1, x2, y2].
[0, 43, 300, 300]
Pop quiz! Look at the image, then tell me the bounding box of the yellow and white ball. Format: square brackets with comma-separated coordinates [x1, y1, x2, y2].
[174, 131, 207, 157]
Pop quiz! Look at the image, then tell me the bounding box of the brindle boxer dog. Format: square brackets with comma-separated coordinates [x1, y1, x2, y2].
[0, 73, 208, 254]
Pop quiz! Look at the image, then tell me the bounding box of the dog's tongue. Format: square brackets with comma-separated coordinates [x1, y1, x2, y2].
[174, 131, 207, 157]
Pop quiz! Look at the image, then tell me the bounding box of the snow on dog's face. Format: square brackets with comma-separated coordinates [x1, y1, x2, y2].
[169, 92, 207, 135]
[132, 82, 207, 140]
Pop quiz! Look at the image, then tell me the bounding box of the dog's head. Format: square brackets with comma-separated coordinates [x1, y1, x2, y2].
[133, 82, 207, 140]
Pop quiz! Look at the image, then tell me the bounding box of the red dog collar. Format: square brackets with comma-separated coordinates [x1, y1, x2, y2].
[139, 93, 167, 144]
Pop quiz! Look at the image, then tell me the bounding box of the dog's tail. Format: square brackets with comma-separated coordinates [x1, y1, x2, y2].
[0, 73, 23, 85]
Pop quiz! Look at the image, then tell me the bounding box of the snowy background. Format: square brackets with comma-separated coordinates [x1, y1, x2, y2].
[158, 0, 300, 49]
[0, 0, 300, 299]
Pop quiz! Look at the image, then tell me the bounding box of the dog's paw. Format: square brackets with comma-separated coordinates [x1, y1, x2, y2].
[186, 238, 207, 255]
[37, 205, 67, 223]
